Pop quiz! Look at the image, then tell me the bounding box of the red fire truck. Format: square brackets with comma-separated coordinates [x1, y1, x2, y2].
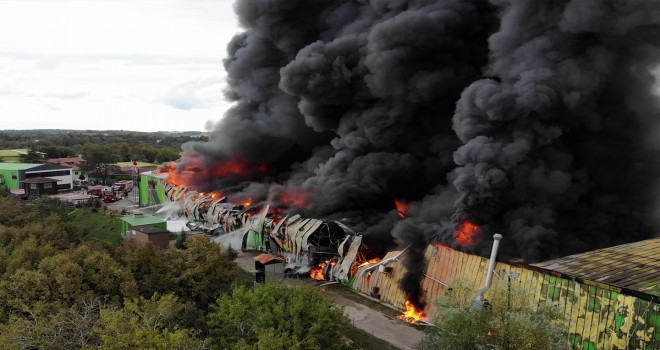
[112, 180, 133, 192]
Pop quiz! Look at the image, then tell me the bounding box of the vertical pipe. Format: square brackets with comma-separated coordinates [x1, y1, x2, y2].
[471, 233, 503, 308]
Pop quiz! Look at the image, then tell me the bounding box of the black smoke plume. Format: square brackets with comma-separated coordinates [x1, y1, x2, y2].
[175, 0, 660, 309]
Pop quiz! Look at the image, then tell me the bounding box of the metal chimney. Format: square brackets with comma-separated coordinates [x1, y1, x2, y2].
[471, 233, 503, 309]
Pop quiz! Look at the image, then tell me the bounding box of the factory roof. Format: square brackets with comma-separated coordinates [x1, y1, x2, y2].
[20, 177, 59, 184]
[0, 162, 40, 170]
[120, 213, 166, 227]
[532, 237, 660, 298]
[131, 225, 169, 234]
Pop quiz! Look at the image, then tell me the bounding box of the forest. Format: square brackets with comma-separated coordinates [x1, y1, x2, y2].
[0, 195, 381, 350]
[0, 129, 208, 164]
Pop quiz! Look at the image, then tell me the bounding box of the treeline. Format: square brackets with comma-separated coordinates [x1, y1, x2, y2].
[1, 130, 208, 164]
[0, 196, 369, 350]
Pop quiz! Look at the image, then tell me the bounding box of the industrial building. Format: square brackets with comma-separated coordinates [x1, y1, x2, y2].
[142, 173, 659, 349]
[0, 162, 74, 193]
[351, 238, 659, 350]
[138, 171, 168, 207]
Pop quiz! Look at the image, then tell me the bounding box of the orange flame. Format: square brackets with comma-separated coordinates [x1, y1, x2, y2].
[394, 199, 409, 218]
[350, 258, 381, 276]
[455, 220, 480, 246]
[397, 300, 428, 324]
[214, 158, 249, 177]
[310, 261, 328, 280]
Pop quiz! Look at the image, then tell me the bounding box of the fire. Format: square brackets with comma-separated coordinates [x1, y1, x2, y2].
[350, 258, 381, 276]
[310, 261, 328, 280]
[455, 220, 480, 246]
[278, 188, 312, 209]
[394, 199, 409, 218]
[214, 158, 249, 177]
[397, 300, 428, 324]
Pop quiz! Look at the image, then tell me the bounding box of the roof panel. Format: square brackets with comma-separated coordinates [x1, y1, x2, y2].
[121, 214, 166, 226]
[0, 162, 40, 170]
[532, 237, 660, 297]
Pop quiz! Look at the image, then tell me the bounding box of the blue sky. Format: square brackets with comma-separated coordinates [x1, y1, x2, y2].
[0, 0, 238, 132]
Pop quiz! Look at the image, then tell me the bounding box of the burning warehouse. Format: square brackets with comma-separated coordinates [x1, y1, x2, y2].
[146, 0, 660, 348]
[159, 179, 376, 281]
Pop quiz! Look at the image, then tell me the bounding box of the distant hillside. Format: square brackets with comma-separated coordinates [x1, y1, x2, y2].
[0, 130, 207, 163]
[0, 129, 205, 137]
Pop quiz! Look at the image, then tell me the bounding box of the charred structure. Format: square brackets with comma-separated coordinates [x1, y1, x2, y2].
[167, 1, 660, 310]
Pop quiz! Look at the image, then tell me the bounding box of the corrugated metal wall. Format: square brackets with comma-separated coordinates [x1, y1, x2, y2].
[351, 244, 659, 349]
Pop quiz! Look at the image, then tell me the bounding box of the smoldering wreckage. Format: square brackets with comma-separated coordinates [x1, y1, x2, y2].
[159, 178, 429, 323]
[165, 181, 379, 286]
[154, 0, 660, 327]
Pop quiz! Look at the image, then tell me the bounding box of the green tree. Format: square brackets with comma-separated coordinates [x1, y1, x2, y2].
[0, 298, 105, 350]
[19, 146, 44, 163]
[80, 144, 121, 184]
[42, 146, 74, 159]
[165, 237, 236, 310]
[0, 197, 30, 227]
[207, 283, 351, 350]
[95, 293, 208, 350]
[155, 148, 180, 163]
[418, 278, 569, 350]
[174, 230, 187, 249]
[30, 197, 70, 221]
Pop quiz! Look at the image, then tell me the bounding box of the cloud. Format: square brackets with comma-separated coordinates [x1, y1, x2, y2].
[0, 0, 238, 132]
[162, 78, 225, 111]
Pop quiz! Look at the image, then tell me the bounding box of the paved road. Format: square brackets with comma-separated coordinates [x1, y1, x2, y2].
[234, 252, 425, 350]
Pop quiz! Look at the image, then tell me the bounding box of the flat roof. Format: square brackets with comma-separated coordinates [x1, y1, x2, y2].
[117, 162, 160, 167]
[132, 225, 169, 234]
[532, 237, 660, 298]
[27, 163, 72, 171]
[20, 177, 59, 184]
[141, 171, 169, 180]
[0, 162, 40, 170]
[121, 214, 166, 226]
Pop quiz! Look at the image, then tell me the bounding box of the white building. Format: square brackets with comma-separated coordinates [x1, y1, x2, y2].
[23, 163, 73, 191]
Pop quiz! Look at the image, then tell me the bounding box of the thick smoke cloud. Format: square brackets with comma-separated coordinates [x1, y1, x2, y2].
[176, 0, 660, 307]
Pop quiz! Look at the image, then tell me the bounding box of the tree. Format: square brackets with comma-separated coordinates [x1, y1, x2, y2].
[0, 298, 105, 350]
[19, 146, 44, 163]
[207, 283, 352, 350]
[43, 146, 74, 159]
[174, 230, 187, 249]
[164, 237, 237, 310]
[95, 293, 208, 350]
[155, 148, 180, 163]
[418, 278, 569, 350]
[80, 144, 121, 184]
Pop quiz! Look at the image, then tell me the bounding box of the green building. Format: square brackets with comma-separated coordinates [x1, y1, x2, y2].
[0, 162, 74, 192]
[0, 162, 40, 190]
[139, 171, 168, 207]
[120, 213, 167, 236]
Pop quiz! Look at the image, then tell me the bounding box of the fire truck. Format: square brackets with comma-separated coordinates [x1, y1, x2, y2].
[112, 180, 133, 192]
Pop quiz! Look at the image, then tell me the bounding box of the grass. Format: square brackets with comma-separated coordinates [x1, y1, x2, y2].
[68, 207, 123, 243]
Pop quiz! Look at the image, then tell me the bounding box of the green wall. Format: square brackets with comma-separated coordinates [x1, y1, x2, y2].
[139, 173, 167, 207]
[0, 163, 38, 190]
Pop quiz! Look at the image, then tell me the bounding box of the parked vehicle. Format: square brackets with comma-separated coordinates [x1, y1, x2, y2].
[103, 193, 121, 203]
[87, 186, 104, 197]
[112, 180, 133, 192]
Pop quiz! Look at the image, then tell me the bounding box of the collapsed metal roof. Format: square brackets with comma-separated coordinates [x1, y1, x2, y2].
[532, 237, 660, 298]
